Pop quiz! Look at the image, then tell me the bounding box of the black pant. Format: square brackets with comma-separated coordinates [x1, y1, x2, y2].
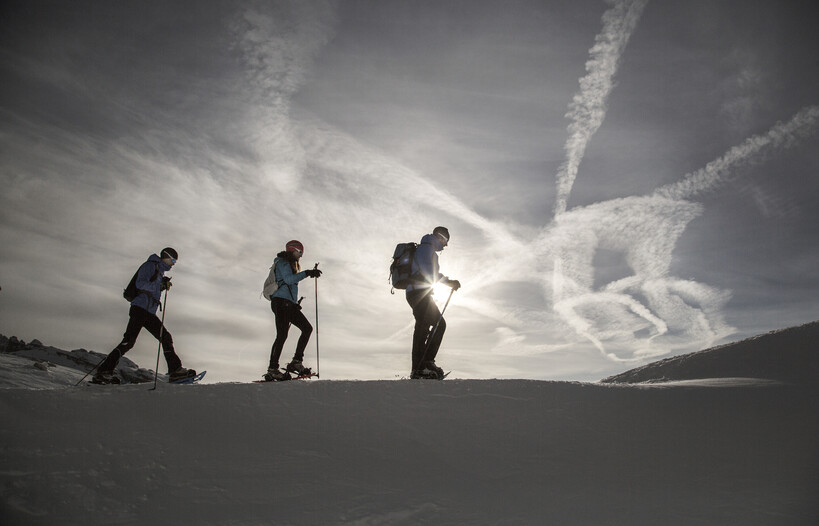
[269, 297, 313, 370]
[406, 289, 446, 371]
[100, 305, 182, 373]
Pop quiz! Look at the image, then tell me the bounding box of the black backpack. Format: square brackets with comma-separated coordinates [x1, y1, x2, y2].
[123, 261, 160, 302]
[389, 242, 419, 293]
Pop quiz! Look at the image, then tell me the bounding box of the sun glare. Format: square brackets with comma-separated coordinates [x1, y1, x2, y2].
[432, 282, 454, 305]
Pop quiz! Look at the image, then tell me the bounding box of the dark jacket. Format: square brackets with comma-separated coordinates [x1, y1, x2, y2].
[131, 254, 172, 314]
[407, 233, 448, 292]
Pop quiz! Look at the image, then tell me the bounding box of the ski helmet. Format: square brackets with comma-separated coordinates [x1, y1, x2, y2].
[286, 240, 304, 255]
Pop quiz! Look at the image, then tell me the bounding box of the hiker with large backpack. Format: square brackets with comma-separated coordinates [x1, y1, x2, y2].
[92, 248, 196, 384]
[261, 240, 322, 381]
[392, 226, 460, 379]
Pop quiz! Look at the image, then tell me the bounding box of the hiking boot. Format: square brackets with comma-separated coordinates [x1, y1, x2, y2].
[169, 367, 196, 382]
[422, 361, 444, 377]
[285, 361, 312, 376]
[91, 371, 121, 385]
[263, 368, 290, 382]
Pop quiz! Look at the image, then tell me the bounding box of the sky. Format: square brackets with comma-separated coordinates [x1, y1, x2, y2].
[1, 0, 818, 383]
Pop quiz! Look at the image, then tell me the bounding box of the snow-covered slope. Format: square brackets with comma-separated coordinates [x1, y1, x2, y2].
[602, 320, 819, 385]
[1, 325, 817, 525]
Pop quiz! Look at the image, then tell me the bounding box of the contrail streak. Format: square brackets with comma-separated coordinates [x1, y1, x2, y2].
[655, 105, 819, 200]
[553, 0, 649, 217]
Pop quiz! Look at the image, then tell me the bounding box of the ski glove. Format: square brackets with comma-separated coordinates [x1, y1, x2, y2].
[446, 279, 461, 291]
[161, 276, 173, 290]
[305, 269, 323, 278]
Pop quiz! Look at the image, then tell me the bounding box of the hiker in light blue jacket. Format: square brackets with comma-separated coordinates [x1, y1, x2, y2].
[263, 240, 322, 381]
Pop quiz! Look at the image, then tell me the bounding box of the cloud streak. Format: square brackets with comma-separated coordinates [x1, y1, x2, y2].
[553, 0, 649, 217]
[655, 105, 819, 201]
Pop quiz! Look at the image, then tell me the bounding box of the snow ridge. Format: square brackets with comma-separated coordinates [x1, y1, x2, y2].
[601, 319, 819, 385]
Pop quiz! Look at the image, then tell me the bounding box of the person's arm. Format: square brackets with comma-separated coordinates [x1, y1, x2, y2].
[277, 261, 307, 285]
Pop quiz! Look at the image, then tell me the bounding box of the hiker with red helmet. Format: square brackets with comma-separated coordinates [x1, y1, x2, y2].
[262, 240, 322, 381]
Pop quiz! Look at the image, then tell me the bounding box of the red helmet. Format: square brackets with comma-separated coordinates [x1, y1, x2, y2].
[285, 240, 304, 254]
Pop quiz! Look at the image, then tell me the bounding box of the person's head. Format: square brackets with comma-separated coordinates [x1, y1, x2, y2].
[432, 226, 450, 249]
[285, 240, 304, 260]
[160, 247, 178, 267]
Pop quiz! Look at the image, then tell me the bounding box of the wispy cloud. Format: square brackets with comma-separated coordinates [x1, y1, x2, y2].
[537, 195, 733, 361]
[553, 0, 649, 217]
[655, 105, 819, 201]
[230, 0, 338, 192]
[541, 105, 819, 361]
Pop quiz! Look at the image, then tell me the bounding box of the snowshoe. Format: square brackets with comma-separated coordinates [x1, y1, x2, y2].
[90, 371, 121, 385]
[411, 367, 442, 380]
[171, 371, 207, 384]
[285, 361, 312, 376]
[169, 367, 197, 383]
[290, 371, 319, 380]
[263, 368, 291, 382]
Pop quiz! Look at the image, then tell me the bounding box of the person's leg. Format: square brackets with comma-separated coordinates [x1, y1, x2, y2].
[425, 315, 446, 364]
[268, 299, 292, 370]
[288, 308, 313, 363]
[98, 305, 146, 373]
[142, 309, 181, 372]
[407, 290, 440, 372]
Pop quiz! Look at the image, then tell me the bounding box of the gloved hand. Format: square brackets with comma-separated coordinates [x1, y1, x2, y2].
[447, 279, 461, 291]
[305, 268, 323, 278]
[161, 276, 173, 290]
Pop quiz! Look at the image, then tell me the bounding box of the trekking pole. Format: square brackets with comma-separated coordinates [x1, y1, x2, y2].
[418, 287, 455, 371]
[313, 262, 320, 378]
[149, 288, 169, 391]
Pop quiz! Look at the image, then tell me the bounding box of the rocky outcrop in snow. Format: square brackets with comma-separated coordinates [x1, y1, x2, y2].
[0, 334, 163, 385]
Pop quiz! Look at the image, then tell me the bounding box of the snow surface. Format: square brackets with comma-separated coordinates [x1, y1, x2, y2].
[1, 324, 818, 525]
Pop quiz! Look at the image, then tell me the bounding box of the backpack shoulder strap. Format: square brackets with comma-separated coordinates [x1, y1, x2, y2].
[150, 262, 160, 282]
